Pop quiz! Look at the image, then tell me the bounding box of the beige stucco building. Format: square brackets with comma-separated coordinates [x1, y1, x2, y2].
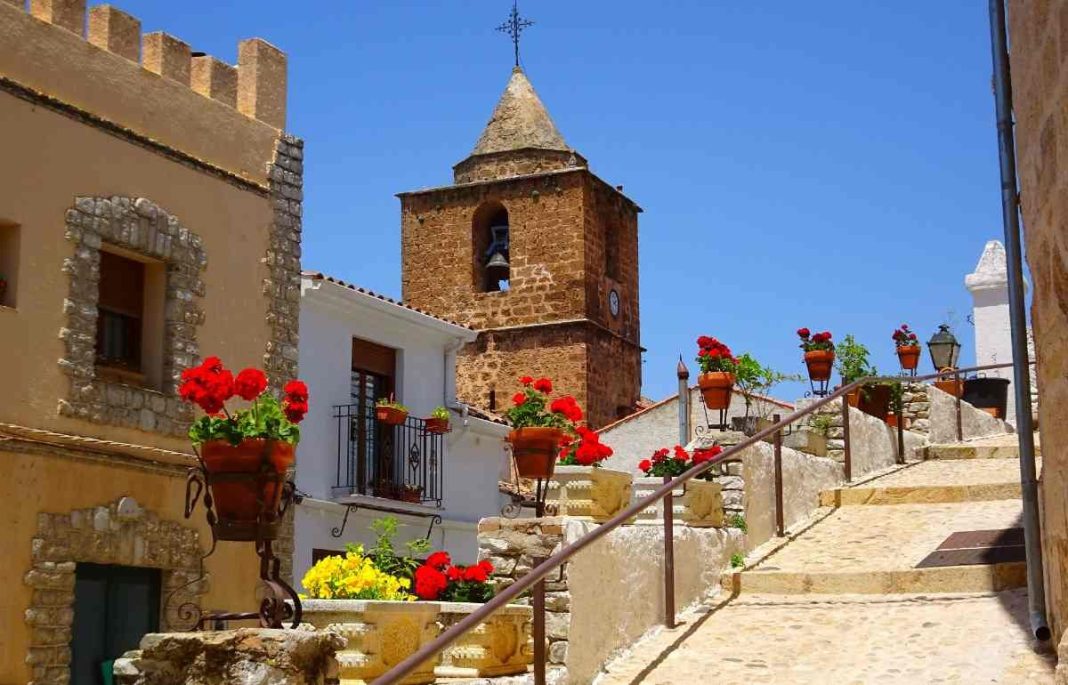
[0, 1, 302, 682]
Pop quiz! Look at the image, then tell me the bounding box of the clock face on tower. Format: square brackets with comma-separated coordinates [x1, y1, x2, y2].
[609, 289, 620, 318]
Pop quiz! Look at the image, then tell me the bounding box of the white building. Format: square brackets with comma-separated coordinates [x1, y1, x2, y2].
[293, 272, 511, 585]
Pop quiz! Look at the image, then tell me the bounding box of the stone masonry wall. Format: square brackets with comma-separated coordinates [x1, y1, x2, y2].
[58, 196, 205, 437]
[1008, 0, 1068, 643]
[900, 383, 931, 435]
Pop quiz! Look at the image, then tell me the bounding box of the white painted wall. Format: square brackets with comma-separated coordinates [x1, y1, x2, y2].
[293, 276, 511, 586]
[966, 240, 1028, 424]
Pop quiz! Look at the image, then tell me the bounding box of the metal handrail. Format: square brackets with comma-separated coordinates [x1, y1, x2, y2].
[375, 361, 1021, 684]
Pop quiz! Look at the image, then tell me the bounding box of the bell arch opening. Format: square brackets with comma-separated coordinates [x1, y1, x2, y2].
[473, 202, 510, 292]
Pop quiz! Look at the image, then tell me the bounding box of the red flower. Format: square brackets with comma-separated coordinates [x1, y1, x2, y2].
[533, 378, 553, 394]
[426, 551, 451, 570]
[478, 559, 494, 575]
[673, 445, 689, 462]
[446, 565, 463, 582]
[519, 375, 534, 386]
[797, 327, 811, 338]
[462, 563, 491, 583]
[901, 324, 909, 330]
[234, 368, 268, 401]
[283, 399, 308, 423]
[909, 333, 917, 340]
[284, 379, 309, 403]
[692, 445, 723, 465]
[638, 459, 652, 472]
[414, 564, 447, 600]
[179, 357, 235, 415]
[512, 392, 527, 407]
[550, 396, 583, 423]
[651, 448, 670, 464]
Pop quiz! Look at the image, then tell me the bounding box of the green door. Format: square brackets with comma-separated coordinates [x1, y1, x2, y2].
[71, 563, 161, 685]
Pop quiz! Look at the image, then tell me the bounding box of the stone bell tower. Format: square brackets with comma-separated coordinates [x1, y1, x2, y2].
[399, 67, 642, 428]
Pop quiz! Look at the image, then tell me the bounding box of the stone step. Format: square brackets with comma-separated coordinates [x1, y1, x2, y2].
[820, 482, 1021, 506]
[731, 562, 1026, 595]
[922, 432, 1038, 461]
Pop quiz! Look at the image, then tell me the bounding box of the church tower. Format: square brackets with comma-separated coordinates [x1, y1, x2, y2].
[398, 67, 642, 427]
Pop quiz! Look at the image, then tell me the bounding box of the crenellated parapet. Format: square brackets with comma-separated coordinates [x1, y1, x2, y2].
[0, 0, 288, 182]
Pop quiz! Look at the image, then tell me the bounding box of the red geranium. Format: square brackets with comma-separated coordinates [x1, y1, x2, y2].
[512, 392, 527, 407]
[413, 556, 495, 603]
[892, 325, 918, 348]
[533, 378, 553, 393]
[446, 565, 463, 582]
[234, 368, 268, 401]
[414, 564, 448, 600]
[695, 335, 738, 374]
[550, 396, 583, 423]
[692, 445, 723, 465]
[504, 375, 584, 434]
[559, 425, 613, 466]
[640, 445, 691, 478]
[799, 328, 834, 352]
[426, 551, 451, 570]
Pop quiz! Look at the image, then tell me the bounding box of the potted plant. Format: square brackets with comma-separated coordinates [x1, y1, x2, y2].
[425, 406, 451, 434]
[179, 357, 306, 525]
[549, 426, 632, 521]
[887, 381, 906, 428]
[375, 397, 409, 426]
[695, 336, 738, 410]
[399, 484, 424, 503]
[731, 353, 801, 435]
[503, 376, 582, 480]
[798, 328, 835, 382]
[836, 334, 891, 420]
[933, 371, 965, 398]
[637, 445, 724, 527]
[892, 324, 921, 371]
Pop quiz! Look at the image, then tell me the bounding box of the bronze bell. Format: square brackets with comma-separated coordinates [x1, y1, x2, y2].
[485, 250, 510, 283]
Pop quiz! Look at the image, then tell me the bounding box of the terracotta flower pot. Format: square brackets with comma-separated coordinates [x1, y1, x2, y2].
[886, 413, 899, 428]
[200, 439, 294, 525]
[398, 486, 423, 504]
[375, 406, 409, 426]
[507, 427, 563, 480]
[849, 384, 892, 420]
[896, 345, 921, 371]
[934, 378, 964, 398]
[425, 417, 450, 434]
[804, 350, 835, 382]
[697, 372, 735, 410]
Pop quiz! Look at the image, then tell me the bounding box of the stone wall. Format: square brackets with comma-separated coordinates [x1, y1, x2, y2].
[25, 497, 206, 685]
[927, 385, 1012, 444]
[113, 629, 343, 685]
[477, 516, 742, 684]
[58, 196, 205, 437]
[900, 383, 931, 435]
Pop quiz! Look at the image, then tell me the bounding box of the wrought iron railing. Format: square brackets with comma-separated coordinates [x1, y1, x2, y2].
[333, 403, 445, 507]
[374, 362, 1028, 685]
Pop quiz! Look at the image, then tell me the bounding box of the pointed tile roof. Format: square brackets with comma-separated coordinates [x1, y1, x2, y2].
[470, 67, 572, 156]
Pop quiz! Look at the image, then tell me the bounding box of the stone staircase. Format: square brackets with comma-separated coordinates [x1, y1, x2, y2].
[597, 430, 1054, 684]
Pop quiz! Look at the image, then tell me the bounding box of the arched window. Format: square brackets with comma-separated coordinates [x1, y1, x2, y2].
[473, 202, 510, 292]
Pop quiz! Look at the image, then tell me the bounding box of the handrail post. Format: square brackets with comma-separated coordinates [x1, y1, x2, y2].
[842, 394, 852, 482]
[663, 475, 676, 628]
[955, 369, 964, 442]
[773, 427, 784, 537]
[896, 389, 905, 464]
[532, 556, 547, 685]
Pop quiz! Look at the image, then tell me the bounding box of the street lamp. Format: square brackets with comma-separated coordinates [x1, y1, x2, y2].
[926, 324, 961, 372]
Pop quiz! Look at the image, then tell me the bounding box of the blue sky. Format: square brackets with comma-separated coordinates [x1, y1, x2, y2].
[125, 1, 1008, 401]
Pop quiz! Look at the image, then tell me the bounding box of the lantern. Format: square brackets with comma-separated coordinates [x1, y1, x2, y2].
[926, 324, 961, 371]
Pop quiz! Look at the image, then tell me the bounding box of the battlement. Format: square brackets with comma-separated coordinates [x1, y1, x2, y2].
[0, 0, 288, 183]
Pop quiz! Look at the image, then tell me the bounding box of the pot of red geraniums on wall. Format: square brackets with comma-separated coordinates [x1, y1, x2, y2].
[503, 376, 580, 480]
[893, 324, 921, 372]
[696, 336, 738, 411]
[549, 425, 633, 522]
[636, 445, 726, 527]
[179, 357, 307, 531]
[425, 406, 451, 434]
[836, 334, 892, 421]
[375, 396, 409, 426]
[798, 328, 835, 385]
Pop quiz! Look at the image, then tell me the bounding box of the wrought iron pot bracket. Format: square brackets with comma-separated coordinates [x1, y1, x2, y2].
[166, 444, 302, 630]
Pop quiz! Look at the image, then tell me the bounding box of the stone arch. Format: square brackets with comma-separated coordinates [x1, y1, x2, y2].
[24, 496, 206, 684]
[472, 201, 510, 292]
[58, 196, 207, 437]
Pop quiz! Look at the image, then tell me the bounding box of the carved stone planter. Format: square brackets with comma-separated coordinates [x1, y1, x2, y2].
[632, 476, 685, 521]
[680, 479, 724, 528]
[547, 466, 633, 522]
[301, 599, 440, 685]
[435, 602, 534, 678]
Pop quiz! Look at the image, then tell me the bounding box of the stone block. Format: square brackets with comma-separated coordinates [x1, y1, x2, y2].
[87, 5, 140, 61]
[546, 466, 632, 522]
[237, 38, 287, 128]
[30, 0, 85, 34]
[191, 55, 238, 107]
[143, 32, 191, 84]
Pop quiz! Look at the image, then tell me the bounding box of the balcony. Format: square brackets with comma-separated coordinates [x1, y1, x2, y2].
[332, 403, 444, 507]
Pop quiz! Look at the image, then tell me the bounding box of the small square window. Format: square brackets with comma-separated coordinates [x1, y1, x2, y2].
[0, 221, 20, 308]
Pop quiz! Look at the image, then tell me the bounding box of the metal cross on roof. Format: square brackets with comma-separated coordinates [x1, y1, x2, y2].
[496, 1, 534, 67]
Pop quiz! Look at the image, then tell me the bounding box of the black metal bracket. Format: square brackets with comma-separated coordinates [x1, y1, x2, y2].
[331, 503, 443, 541]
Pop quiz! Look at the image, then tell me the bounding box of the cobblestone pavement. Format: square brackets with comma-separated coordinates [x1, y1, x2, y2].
[862, 458, 1040, 488]
[596, 590, 1054, 684]
[753, 500, 1023, 573]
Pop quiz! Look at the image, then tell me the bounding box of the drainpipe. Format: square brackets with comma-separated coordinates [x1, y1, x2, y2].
[444, 338, 470, 429]
[988, 0, 1050, 642]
